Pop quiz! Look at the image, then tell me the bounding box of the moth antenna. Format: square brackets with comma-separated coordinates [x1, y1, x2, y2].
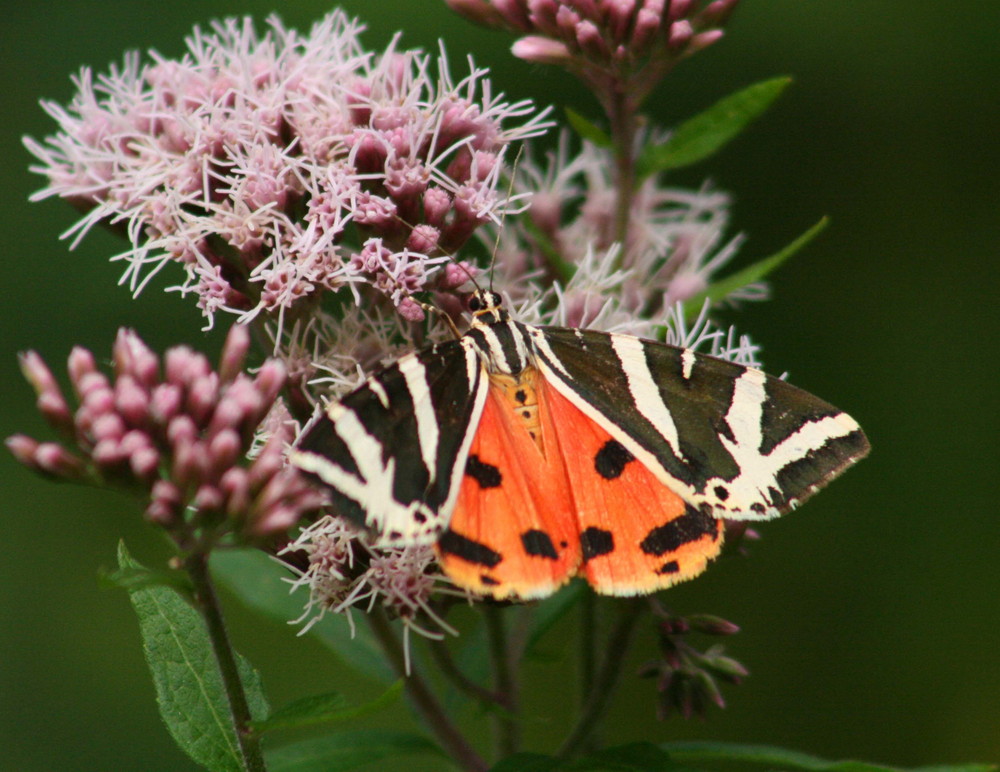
[488, 144, 524, 293]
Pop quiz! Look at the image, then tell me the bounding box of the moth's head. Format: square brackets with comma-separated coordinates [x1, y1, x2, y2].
[468, 290, 508, 324]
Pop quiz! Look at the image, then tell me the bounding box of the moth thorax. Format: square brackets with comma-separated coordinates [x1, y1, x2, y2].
[490, 367, 544, 451]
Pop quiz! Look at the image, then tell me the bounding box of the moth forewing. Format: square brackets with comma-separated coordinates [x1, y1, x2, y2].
[293, 338, 490, 545]
[531, 326, 869, 521]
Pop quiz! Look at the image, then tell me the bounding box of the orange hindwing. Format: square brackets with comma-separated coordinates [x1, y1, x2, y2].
[436, 368, 724, 599]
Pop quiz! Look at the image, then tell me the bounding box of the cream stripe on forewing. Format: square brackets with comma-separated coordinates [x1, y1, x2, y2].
[611, 335, 685, 461]
[367, 378, 390, 409]
[438, 355, 490, 524]
[723, 367, 767, 455]
[526, 326, 571, 378]
[398, 354, 439, 484]
[681, 348, 696, 380]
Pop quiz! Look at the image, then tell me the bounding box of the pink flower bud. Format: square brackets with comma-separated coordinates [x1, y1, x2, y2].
[218, 325, 251, 384]
[193, 484, 225, 513]
[67, 346, 98, 384]
[208, 428, 242, 477]
[6, 434, 41, 467]
[396, 296, 426, 322]
[423, 188, 452, 227]
[35, 442, 86, 479]
[130, 447, 162, 483]
[511, 36, 571, 65]
[220, 467, 251, 516]
[114, 375, 151, 426]
[150, 383, 183, 424]
[114, 329, 160, 387]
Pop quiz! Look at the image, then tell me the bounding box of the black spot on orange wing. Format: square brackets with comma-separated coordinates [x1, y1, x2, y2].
[466, 454, 502, 488]
[540, 377, 724, 596]
[639, 505, 718, 556]
[438, 529, 503, 567]
[521, 529, 559, 559]
[438, 380, 580, 600]
[594, 439, 634, 480]
[581, 527, 614, 560]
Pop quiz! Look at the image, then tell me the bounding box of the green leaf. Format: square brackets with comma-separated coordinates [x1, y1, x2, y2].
[118, 542, 268, 772]
[565, 108, 612, 148]
[638, 77, 792, 177]
[568, 742, 674, 771]
[492, 753, 561, 772]
[252, 681, 403, 734]
[683, 216, 829, 321]
[99, 562, 193, 596]
[662, 742, 997, 772]
[265, 729, 443, 772]
[211, 549, 395, 685]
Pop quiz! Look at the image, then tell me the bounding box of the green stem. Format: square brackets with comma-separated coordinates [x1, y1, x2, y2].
[484, 605, 520, 758]
[607, 84, 638, 257]
[579, 592, 596, 714]
[367, 611, 488, 772]
[428, 636, 500, 706]
[557, 597, 646, 759]
[183, 552, 266, 772]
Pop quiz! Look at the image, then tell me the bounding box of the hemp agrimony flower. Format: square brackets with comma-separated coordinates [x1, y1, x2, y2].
[9, 325, 323, 540]
[25, 10, 550, 328]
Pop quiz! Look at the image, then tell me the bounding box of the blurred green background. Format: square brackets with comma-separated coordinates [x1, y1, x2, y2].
[1, 2, 997, 770]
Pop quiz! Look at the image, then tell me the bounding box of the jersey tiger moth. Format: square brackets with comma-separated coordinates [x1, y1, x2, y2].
[291, 290, 869, 600]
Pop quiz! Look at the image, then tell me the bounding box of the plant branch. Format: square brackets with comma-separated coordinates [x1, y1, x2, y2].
[557, 597, 646, 759]
[428, 636, 501, 706]
[367, 610, 488, 772]
[183, 551, 266, 772]
[485, 605, 520, 758]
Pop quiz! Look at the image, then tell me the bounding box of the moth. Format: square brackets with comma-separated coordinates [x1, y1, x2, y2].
[292, 290, 869, 600]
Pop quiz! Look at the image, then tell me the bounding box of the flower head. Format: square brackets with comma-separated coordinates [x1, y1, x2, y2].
[638, 601, 748, 719]
[8, 325, 324, 540]
[26, 11, 550, 327]
[446, 0, 741, 106]
[281, 515, 459, 670]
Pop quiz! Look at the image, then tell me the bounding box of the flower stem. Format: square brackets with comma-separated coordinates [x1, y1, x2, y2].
[557, 597, 646, 759]
[578, 592, 597, 746]
[484, 605, 520, 758]
[367, 611, 489, 772]
[429, 637, 501, 706]
[183, 551, 266, 772]
[607, 83, 638, 256]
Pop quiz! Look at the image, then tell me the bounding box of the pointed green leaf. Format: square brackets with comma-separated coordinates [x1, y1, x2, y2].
[662, 742, 997, 772]
[638, 77, 792, 177]
[118, 542, 268, 772]
[99, 562, 193, 596]
[566, 108, 612, 148]
[683, 217, 829, 321]
[211, 549, 395, 685]
[491, 753, 561, 772]
[252, 681, 403, 734]
[265, 729, 443, 772]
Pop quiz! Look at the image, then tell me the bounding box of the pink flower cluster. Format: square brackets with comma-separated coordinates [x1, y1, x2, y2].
[284, 516, 455, 656]
[447, 0, 740, 104]
[495, 134, 761, 348]
[8, 326, 323, 539]
[25, 11, 549, 325]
